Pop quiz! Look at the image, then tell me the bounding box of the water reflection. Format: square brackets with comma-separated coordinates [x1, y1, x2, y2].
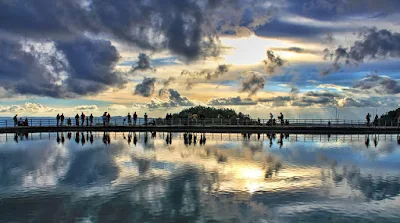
[1, 132, 400, 222]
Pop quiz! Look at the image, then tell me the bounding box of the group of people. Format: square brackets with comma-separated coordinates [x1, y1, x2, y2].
[13, 114, 29, 127]
[366, 113, 380, 126]
[126, 112, 139, 126]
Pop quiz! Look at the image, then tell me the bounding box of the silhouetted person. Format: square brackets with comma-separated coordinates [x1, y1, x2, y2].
[56, 114, 60, 126]
[67, 118, 72, 126]
[144, 113, 148, 126]
[75, 114, 79, 126]
[374, 114, 379, 126]
[366, 113, 371, 126]
[90, 133, 94, 144]
[89, 114, 94, 126]
[61, 133, 65, 144]
[67, 132, 72, 140]
[107, 113, 111, 125]
[127, 113, 132, 126]
[13, 114, 18, 127]
[60, 113, 64, 126]
[14, 133, 18, 143]
[133, 112, 138, 126]
[279, 112, 284, 125]
[24, 118, 28, 126]
[81, 112, 86, 126]
[86, 117, 89, 126]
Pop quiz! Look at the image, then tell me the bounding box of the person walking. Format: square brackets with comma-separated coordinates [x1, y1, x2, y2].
[81, 112, 85, 126]
[56, 113, 60, 126]
[133, 112, 138, 126]
[144, 113, 148, 126]
[89, 114, 94, 126]
[13, 114, 18, 127]
[60, 113, 65, 126]
[127, 113, 132, 126]
[75, 114, 79, 126]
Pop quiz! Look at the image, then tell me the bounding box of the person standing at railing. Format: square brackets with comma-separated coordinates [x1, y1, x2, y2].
[56, 114, 60, 126]
[24, 118, 28, 126]
[278, 112, 284, 125]
[107, 113, 111, 125]
[81, 112, 86, 126]
[13, 114, 18, 127]
[89, 114, 93, 126]
[144, 113, 148, 126]
[133, 112, 138, 126]
[60, 113, 64, 126]
[374, 114, 379, 127]
[127, 113, 132, 126]
[366, 113, 371, 126]
[86, 116, 89, 126]
[67, 118, 72, 126]
[75, 114, 79, 126]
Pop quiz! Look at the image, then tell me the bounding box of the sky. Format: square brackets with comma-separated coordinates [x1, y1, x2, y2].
[1, 0, 400, 119]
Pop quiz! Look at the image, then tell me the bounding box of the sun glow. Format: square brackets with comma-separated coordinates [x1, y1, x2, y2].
[221, 35, 288, 65]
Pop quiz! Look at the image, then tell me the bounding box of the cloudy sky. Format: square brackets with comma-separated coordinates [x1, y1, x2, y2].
[1, 0, 400, 119]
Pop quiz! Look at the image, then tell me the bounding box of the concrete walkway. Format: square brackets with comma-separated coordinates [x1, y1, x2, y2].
[1, 125, 400, 134]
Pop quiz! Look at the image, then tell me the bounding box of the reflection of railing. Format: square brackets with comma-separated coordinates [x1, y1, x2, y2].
[0, 118, 399, 128]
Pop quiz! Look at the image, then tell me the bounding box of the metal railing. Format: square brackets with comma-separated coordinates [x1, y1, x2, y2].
[1, 117, 399, 128]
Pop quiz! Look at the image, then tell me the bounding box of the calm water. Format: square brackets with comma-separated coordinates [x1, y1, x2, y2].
[1, 132, 400, 222]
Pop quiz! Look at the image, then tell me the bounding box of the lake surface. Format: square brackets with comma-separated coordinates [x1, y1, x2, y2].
[1, 132, 400, 222]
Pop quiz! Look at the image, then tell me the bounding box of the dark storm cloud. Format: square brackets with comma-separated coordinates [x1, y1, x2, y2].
[0, 37, 63, 97]
[132, 53, 155, 72]
[241, 72, 266, 96]
[134, 77, 157, 97]
[0, 36, 125, 98]
[353, 74, 400, 94]
[56, 37, 126, 96]
[0, 0, 278, 61]
[323, 28, 400, 75]
[208, 96, 257, 106]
